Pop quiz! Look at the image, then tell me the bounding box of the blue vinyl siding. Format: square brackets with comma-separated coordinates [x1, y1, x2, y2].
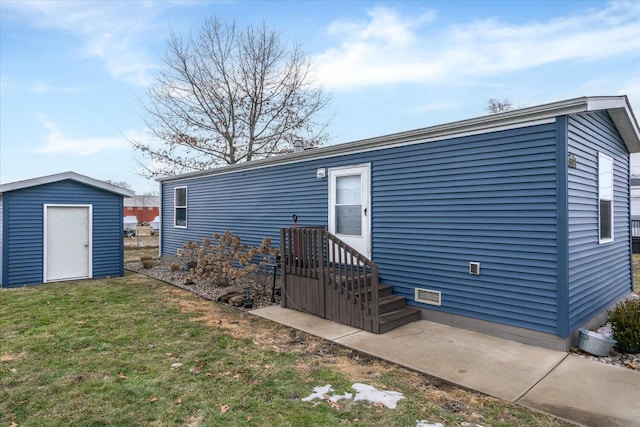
[371, 124, 559, 333]
[162, 156, 356, 254]
[0, 195, 4, 285]
[567, 111, 632, 331]
[2, 180, 124, 287]
[162, 122, 560, 334]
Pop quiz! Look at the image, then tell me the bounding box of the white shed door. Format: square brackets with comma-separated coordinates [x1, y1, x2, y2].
[45, 205, 91, 282]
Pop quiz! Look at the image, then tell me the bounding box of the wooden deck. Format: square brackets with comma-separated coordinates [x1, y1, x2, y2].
[279, 227, 420, 333]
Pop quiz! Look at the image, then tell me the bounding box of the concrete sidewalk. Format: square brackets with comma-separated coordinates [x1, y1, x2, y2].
[252, 306, 640, 427]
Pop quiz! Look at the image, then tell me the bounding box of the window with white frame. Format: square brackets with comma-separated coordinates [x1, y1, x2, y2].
[598, 153, 613, 242]
[174, 187, 187, 228]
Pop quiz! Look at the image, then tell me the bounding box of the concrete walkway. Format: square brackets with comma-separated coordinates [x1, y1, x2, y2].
[251, 306, 640, 427]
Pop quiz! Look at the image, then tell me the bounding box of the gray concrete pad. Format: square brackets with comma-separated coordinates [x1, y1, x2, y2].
[518, 355, 640, 427]
[334, 320, 567, 402]
[250, 306, 640, 426]
[251, 305, 361, 340]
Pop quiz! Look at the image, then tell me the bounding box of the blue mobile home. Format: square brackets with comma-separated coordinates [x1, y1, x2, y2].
[0, 172, 134, 287]
[158, 96, 640, 350]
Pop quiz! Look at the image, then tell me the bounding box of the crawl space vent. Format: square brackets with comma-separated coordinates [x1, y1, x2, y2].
[415, 288, 441, 306]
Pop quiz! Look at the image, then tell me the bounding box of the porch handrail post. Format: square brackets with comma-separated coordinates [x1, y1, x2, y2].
[318, 229, 326, 313]
[370, 262, 380, 333]
[280, 227, 287, 308]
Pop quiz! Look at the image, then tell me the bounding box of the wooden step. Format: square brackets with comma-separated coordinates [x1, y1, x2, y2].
[377, 284, 393, 298]
[330, 277, 391, 299]
[328, 273, 373, 288]
[358, 284, 393, 302]
[377, 307, 421, 333]
[376, 295, 406, 314]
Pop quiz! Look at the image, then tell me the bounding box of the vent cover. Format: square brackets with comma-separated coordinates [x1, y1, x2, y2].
[469, 262, 481, 275]
[415, 288, 441, 306]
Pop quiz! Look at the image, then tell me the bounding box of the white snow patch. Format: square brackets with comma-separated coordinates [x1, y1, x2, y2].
[301, 384, 333, 402]
[302, 383, 404, 409]
[352, 383, 405, 409]
[597, 322, 613, 338]
[329, 392, 353, 403]
[416, 421, 444, 427]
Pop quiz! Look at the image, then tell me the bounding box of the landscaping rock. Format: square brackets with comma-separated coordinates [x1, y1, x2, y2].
[229, 294, 253, 307]
[218, 287, 243, 303]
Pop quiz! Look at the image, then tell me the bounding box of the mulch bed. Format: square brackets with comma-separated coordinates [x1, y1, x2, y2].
[124, 257, 278, 309]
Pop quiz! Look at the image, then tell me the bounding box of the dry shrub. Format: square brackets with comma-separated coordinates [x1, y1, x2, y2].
[179, 231, 277, 291]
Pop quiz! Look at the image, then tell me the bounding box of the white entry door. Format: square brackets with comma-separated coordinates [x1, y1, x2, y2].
[44, 205, 92, 282]
[328, 164, 371, 258]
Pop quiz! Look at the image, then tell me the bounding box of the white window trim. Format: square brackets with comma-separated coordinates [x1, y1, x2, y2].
[174, 186, 187, 228]
[598, 153, 614, 244]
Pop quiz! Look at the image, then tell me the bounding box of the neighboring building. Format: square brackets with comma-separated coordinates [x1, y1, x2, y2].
[631, 178, 640, 252]
[0, 172, 134, 287]
[631, 178, 640, 217]
[124, 195, 159, 224]
[158, 96, 640, 351]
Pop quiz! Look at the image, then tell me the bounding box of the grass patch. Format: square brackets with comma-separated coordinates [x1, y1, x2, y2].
[633, 254, 640, 293]
[1, 273, 571, 426]
[124, 246, 159, 263]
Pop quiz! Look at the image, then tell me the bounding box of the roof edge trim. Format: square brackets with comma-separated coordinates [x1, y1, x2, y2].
[159, 95, 640, 182]
[0, 171, 136, 197]
[587, 96, 640, 153]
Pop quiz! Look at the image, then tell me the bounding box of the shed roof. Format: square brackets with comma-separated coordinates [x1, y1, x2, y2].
[159, 95, 640, 183]
[0, 171, 135, 197]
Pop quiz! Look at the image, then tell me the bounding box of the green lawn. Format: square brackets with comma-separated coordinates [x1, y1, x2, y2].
[1, 273, 571, 427]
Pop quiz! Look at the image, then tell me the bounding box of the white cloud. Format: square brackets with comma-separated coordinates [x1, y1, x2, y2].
[34, 113, 131, 156]
[326, 7, 436, 46]
[30, 80, 85, 94]
[315, 2, 640, 89]
[2, 1, 160, 86]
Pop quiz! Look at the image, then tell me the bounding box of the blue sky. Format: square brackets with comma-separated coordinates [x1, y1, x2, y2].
[1, 0, 639, 194]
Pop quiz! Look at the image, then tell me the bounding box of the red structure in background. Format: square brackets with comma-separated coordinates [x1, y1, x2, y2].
[124, 195, 159, 224]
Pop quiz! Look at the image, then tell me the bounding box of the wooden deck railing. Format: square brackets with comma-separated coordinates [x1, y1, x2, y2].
[280, 226, 380, 331]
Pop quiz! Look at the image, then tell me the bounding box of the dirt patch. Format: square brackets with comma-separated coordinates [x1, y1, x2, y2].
[0, 352, 27, 362]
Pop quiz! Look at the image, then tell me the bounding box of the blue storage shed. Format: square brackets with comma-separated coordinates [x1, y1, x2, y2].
[158, 96, 640, 350]
[0, 172, 134, 287]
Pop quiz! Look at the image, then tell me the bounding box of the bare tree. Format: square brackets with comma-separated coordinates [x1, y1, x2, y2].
[485, 98, 514, 114]
[104, 180, 132, 190]
[131, 18, 332, 178]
